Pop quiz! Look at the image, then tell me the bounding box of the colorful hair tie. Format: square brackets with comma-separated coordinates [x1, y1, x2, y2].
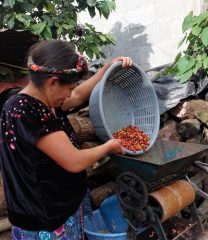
[28, 54, 88, 75]
[29, 64, 82, 74]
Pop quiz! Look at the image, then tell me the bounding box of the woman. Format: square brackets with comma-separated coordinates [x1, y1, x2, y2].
[0, 40, 132, 240]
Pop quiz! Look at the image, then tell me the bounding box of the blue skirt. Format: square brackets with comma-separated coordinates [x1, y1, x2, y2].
[12, 206, 84, 240]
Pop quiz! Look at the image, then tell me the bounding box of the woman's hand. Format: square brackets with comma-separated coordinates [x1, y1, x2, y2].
[106, 139, 125, 155]
[108, 56, 133, 68]
[61, 56, 133, 111]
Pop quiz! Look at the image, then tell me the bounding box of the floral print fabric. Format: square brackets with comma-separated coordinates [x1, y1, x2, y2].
[12, 206, 84, 240]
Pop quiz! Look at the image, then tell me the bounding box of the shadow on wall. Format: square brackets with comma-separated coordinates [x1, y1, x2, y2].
[103, 22, 153, 70]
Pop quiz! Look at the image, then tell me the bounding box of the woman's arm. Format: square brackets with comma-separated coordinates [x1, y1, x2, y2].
[62, 56, 132, 111]
[36, 130, 124, 173]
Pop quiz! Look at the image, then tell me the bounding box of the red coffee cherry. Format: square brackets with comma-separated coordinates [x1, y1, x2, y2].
[112, 125, 150, 152]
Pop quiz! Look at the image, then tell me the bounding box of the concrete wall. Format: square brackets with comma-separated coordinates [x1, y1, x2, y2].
[79, 0, 204, 70]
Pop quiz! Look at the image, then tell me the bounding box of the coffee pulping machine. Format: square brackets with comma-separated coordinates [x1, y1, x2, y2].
[113, 139, 208, 240]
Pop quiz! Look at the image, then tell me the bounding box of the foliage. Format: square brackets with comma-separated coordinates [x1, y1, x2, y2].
[167, 10, 208, 83]
[0, 0, 116, 60]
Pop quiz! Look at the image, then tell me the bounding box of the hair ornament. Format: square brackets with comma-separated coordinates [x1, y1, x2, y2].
[28, 53, 88, 75]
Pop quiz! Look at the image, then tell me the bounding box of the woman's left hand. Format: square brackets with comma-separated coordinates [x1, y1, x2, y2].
[109, 56, 133, 68]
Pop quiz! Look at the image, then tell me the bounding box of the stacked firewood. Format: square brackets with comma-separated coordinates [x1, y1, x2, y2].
[159, 99, 208, 144]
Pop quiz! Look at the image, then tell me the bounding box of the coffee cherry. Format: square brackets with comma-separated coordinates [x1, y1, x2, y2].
[112, 125, 150, 152]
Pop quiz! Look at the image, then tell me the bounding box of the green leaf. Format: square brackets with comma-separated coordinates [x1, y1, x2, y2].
[21, 1, 33, 12]
[85, 23, 95, 31]
[3, 0, 15, 8]
[62, 24, 70, 30]
[106, 35, 116, 44]
[107, 0, 116, 11]
[203, 57, 208, 69]
[7, 15, 15, 28]
[174, 52, 182, 63]
[42, 26, 52, 40]
[98, 2, 110, 19]
[193, 61, 202, 74]
[197, 54, 206, 61]
[182, 11, 193, 32]
[31, 21, 47, 35]
[57, 26, 62, 36]
[88, 6, 96, 18]
[44, 2, 55, 13]
[99, 34, 107, 42]
[16, 14, 30, 27]
[86, 48, 94, 59]
[85, 35, 94, 43]
[178, 34, 187, 48]
[201, 27, 208, 47]
[87, 0, 97, 7]
[196, 11, 208, 24]
[178, 69, 193, 83]
[177, 56, 195, 74]
[191, 25, 202, 36]
[89, 45, 100, 54]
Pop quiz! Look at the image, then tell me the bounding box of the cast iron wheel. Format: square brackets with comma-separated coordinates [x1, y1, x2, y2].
[116, 171, 148, 211]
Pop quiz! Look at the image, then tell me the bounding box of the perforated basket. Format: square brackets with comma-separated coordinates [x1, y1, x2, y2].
[84, 210, 127, 240]
[89, 62, 160, 155]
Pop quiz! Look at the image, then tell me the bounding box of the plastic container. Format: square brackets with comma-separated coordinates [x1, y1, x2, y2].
[99, 194, 128, 233]
[89, 62, 160, 155]
[84, 210, 127, 240]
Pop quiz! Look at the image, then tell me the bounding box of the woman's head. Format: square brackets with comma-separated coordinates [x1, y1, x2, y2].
[28, 40, 87, 86]
[27, 40, 88, 107]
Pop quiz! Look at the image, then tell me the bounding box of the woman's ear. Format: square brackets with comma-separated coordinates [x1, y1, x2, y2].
[47, 76, 59, 91]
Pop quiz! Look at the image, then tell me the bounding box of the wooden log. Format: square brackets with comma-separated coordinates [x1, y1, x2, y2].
[78, 106, 89, 117]
[68, 116, 99, 142]
[0, 186, 7, 217]
[158, 119, 182, 141]
[67, 116, 81, 136]
[0, 218, 11, 233]
[170, 99, 208, 120]
[90, 181, 116, 207]
[87, 160, 121, 190]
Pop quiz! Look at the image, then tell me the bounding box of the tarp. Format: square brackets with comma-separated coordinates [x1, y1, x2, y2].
[150, 72, 208, 115]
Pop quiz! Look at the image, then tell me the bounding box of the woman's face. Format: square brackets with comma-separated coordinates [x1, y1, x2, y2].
[46, 78, 77, 107]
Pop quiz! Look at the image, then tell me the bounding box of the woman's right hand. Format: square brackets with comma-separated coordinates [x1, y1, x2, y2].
[106, 139, 125, 155]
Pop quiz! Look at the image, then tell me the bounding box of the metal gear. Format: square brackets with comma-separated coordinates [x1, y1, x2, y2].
[116, 171, 148, 211]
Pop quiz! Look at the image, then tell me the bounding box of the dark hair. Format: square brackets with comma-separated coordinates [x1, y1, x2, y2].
[28, 40, 81, 87]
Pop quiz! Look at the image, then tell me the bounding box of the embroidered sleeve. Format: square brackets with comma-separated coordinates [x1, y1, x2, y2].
[14, 99, 63, 145]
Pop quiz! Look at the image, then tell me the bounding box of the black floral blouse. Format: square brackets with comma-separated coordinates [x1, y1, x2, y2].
[0, 93, 87, 231]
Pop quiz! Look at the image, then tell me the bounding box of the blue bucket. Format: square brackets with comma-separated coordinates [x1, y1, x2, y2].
[84, 210, 127, 240]
[99, 195, 128, 233]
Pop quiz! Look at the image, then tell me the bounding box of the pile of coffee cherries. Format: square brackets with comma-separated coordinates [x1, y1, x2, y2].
[112, 125, 150, 152]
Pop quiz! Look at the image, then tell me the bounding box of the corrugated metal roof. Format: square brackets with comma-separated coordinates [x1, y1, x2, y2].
[0, 29, 39, 68]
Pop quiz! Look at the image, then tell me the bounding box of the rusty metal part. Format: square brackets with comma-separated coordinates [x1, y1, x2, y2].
[149, 180, 195, 222]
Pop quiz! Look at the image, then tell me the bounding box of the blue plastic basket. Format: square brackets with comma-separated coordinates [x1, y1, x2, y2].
[84, 210, 127, 240]
[89, 62, 160, 155]
[99, 195, 128, 233]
